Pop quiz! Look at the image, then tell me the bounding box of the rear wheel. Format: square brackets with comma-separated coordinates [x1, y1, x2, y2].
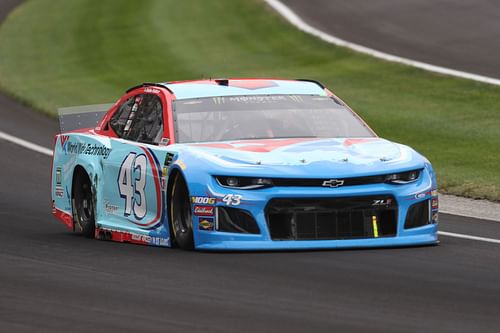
[170, 173, 194, 250]
[72, 170, 95, 238]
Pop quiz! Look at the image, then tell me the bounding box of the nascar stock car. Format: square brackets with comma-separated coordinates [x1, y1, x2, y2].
[51, 78, 439, 250]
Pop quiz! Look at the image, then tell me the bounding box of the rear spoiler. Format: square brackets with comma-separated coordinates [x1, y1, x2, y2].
[57, 103, 113, 133]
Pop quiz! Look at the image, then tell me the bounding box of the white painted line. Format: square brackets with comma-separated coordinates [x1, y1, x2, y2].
[0, 130, 53, 156]
[264, 0, 500, 86]
[439, 231, 500, 244]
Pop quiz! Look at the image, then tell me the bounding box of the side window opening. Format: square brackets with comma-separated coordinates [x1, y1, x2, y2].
[109, 96, 136, 138]
[111, 94, 164, 144]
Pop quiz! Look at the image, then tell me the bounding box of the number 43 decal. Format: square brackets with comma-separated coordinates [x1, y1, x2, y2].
[118, 153, 147, 219]
[222, 194, 242, 206]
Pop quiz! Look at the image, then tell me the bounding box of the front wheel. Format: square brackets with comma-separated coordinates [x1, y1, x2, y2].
[170, 174, 194, 250]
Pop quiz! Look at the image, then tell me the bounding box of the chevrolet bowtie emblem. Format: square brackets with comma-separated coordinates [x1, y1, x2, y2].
[322, 179, 344, 188]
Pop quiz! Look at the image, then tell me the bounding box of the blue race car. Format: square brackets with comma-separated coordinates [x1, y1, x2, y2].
[51, 78, 439, 250]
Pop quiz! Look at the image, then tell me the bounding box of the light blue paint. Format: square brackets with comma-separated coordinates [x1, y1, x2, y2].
[163, 80, 327, 99]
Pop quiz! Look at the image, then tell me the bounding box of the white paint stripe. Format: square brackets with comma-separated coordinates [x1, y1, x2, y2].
[264, 0, 500, 86]
[438, 231, 500, 244]
[439, 208, 500, 223]
[0, 130, 53, 156]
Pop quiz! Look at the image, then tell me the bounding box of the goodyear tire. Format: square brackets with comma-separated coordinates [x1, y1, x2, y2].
[72, 171, 96, 238]
[170, 173, 194, 250]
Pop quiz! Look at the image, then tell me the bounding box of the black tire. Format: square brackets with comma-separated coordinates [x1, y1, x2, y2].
[72, 171, 95, 238]
[170, 173, 194, 250]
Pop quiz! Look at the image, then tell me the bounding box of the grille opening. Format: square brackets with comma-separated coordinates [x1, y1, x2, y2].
[318, 213, 337, 238]
[217, 207, 260, 234]
[266, 196, 397, 240]
[379, 210, 398, 235]
[268, 213, 293, 239]
[405, 200, 430, 229]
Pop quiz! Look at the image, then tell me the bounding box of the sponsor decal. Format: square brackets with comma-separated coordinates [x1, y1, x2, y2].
[415, 192, 426, 199]
[405, 190, 432, 201]
[372, 198, 393, 206]
[55, 186, 64, 198]
[199, 217, 214, 231]
[288, 95, 304, 102]
[55, 167, 62, 186]
[181, 100, 202, 105]
[322, 179, 344, 188]
[432, 212, 439, 222]
[431, 189, 438, 197]
[144, 87, 160, 94]
[131, 234, 150, 243]
[191, 196, 216, 205]
[63, 141, 111, 159]
[161, 153, 175, 178]
[193, 205, 214, 216]
[432, 198, 439, 209]
[164, 152, 175, 167]
[176, 160, 187, 170]
[227, 95, 286, 104]
[104, 201, 119, 215]
[222, 194, 242, 206]
[213, 96, 225, 104]
[130, 233, 169, 246]
[60, 135, 69, 149]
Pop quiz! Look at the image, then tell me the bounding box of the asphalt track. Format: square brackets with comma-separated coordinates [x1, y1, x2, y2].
[282, 0, 500, 79]
[1, 2, 500, 333]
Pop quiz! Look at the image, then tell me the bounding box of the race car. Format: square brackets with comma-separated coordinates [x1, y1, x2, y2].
[51, 78, 439, 250]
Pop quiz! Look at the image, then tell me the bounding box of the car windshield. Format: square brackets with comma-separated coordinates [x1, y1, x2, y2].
[173, 94, 375, 143]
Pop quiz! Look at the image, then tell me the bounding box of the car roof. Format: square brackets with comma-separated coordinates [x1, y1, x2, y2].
[160, 79, 327, 99]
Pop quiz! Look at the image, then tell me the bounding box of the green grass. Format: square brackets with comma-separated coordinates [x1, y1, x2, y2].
[0, 0, 499, 200]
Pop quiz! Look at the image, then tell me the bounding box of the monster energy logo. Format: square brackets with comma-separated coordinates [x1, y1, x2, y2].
[288, 95, 304, 102]
[213, 97, 225, 104]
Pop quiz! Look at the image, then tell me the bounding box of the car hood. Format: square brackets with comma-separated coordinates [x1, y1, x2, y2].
[176, 138, 426, 178]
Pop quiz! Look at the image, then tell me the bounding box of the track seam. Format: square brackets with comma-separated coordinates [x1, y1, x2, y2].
[264, 0, 500, 86]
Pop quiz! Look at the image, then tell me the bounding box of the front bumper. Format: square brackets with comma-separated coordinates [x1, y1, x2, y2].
[190, 168, 439, 251]
[197, 226, 437, 250]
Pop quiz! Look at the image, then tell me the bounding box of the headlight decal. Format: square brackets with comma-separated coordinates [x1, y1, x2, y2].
[216, 176, 273, 189]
